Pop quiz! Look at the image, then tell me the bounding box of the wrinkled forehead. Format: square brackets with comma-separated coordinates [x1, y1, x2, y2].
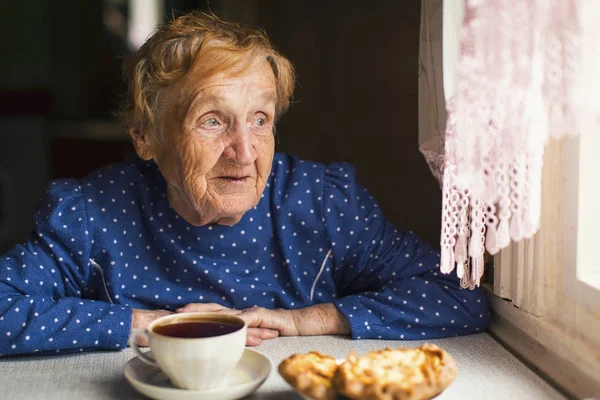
[169, 48, 271, 105]
[170, 56, 276, 119]
[184, 46, 273, 93]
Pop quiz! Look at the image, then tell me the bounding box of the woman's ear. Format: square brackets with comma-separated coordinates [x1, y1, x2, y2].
[128, 127, 155, 160]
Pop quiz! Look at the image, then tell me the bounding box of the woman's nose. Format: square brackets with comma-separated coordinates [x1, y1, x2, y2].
[222, 125, 257, 165]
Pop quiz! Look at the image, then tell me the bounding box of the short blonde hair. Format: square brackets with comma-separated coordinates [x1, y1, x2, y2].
[121, 11, 295, 135]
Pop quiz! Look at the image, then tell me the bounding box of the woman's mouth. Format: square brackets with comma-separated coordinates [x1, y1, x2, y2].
[221, 176, 250, 184]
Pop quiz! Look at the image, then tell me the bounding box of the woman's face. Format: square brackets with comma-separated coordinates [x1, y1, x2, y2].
[149, 61, 277, 226]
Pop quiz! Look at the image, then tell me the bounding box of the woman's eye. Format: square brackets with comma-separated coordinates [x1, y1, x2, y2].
[202, 118, 220, 128]
[255, 117, 266, 127]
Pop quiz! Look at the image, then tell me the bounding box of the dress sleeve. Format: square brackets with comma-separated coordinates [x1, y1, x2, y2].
[322, 164, 490, 340]
[0, 180, 132, 356]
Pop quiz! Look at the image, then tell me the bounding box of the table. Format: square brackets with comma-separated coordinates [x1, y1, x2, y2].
[0, 333, 566, 399]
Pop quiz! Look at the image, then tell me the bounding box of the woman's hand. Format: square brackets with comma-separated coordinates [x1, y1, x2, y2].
[175, 303, 282, 346]
[176, 303, 350, 346]
[130, 308, 173, 346]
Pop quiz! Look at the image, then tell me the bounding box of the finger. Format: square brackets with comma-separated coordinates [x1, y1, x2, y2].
[135, 336, 150, 347]
[248, 327, 279, 340]
[246, 334, 262, 346]
[234, 307, 265, 328]
[176, 303, 229, 313]
[154, 310, 173, 319]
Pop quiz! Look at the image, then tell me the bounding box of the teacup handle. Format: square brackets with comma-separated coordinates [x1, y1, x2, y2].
[129, 329, 158, 367]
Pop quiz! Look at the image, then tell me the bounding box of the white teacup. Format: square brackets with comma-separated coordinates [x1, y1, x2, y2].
[129, 312, 247, 390]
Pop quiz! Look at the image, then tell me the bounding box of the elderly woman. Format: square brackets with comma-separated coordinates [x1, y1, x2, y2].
[0, 12, 488, 356]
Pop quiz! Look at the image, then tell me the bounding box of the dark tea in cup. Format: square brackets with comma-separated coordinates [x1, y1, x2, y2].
[153, 320, 243, 338]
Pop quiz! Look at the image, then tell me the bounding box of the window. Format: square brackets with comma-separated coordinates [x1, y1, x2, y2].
[563, 133, 600, 309]
[126, 0, 165, 51]
[488, 134, 600, 399]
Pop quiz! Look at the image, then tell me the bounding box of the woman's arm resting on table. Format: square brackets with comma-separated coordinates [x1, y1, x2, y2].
[291, 303, 351, 336]
[321, 164, 490, 340]
[0, 181, 133, 356]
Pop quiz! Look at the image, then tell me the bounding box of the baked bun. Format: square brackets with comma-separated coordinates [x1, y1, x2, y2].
[334, 343, 457, 400]
[278, 351, 339, 400]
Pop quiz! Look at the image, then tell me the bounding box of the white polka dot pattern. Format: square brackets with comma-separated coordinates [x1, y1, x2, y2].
[0, 154, 489, 356]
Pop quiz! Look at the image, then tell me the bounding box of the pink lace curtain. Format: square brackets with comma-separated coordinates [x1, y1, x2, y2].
[419, 0, 600, 288]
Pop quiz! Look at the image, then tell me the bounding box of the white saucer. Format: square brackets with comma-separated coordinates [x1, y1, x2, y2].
[124, 348, 271, 400]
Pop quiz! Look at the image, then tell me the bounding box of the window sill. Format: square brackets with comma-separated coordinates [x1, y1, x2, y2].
[484, 285, 600, 399]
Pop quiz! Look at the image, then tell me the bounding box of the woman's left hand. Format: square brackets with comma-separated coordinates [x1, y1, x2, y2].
[176, 302, 350, 346]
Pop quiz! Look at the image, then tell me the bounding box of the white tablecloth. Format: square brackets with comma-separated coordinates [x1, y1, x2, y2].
[0, 333, 566, 399]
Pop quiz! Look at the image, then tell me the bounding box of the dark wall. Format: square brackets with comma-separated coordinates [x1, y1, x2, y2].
[256, 1, 442, 245]
[0, 0, 442, 252]
[0, 1, 52, 252]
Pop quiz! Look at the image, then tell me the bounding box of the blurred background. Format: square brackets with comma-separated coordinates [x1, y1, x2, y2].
[0, 0, 441, 253]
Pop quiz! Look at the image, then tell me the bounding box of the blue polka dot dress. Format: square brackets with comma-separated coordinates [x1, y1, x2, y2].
[0, 153, 489, 355]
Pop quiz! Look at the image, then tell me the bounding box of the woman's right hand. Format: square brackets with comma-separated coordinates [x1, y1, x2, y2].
[129, 308, 173, 346]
